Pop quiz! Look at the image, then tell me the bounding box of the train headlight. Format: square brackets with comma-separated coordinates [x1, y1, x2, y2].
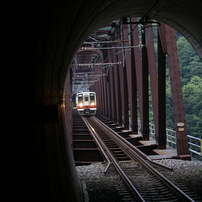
[90, 102, 95, 106]
[79, 102, 84, 107]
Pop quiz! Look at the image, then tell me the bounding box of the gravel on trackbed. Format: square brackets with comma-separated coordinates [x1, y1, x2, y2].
[76, 159, 202, 201]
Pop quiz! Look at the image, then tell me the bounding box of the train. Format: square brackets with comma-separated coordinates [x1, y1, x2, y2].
[76, 91, 97, 115]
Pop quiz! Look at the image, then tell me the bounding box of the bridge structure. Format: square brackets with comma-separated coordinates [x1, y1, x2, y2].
[2, 1, 202, 201]
[69, 18, 190, 160]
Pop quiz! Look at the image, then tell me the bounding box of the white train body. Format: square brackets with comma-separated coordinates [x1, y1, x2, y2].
[76, 92, 97, 115]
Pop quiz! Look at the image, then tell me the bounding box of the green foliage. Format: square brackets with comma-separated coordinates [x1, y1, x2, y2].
[148, 31, 202, 139]
[166, 80, 174, 130]
[182, 76, 202, 138]
[177, 36, 202, 85]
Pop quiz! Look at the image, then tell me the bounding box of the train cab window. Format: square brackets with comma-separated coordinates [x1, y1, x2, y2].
[78, 94, 83, 102]
[90, 93, 95, 102]
[84, 96, 88, 102]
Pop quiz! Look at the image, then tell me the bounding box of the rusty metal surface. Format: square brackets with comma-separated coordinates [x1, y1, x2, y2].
[164, 24, 190, 158]
[131, 17, 144, 135]
[141, 29, 150, 140]
[109, 45, 117, 123]
[146, 26, 159, 142]
[125, 21, 139, 134]
[77, 19, 190, 159]
[113, 44, 122, 125]
[157, 25, 167, 149]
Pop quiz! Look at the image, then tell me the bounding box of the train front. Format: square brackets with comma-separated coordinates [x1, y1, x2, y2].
[76, 92, 97, 116]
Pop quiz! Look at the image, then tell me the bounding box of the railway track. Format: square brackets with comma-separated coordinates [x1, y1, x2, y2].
[81, 115, 195, 202]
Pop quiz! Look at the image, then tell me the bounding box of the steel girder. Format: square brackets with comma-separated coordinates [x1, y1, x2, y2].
[90, 19, 190, 159]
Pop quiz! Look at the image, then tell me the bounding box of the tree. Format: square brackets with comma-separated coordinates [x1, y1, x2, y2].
[177, 35, 202, 85]
[182, 76, 202, 138]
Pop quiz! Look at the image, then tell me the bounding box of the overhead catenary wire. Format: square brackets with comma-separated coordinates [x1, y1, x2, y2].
[80, 45, 143, 50]
[72, 1, 166, 93]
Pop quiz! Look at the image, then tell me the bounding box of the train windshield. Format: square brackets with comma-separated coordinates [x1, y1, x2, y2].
[84, 96, 88, 102]
[90, 93, 95, 102]
[78, 94, 83, 102]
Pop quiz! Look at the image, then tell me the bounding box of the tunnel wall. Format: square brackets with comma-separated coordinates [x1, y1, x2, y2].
[1, 2, 83, 201]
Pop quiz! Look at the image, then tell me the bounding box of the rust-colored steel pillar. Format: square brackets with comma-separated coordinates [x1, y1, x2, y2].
[95, 77, 99, 113]
[164, 24, 190, 159]
[123, 22, 138, 133]
[107, 49, 114, 120]
[146, 26, 167, 148]
[102, 68, 107, 117]
[141, 29, 150, 140]
[157, 24, 167, 149]
[119, 24, 129, 129]
[101, 70, 105, 115]
[97, 79, 101, 113]
[97, 77, 101, 114]
[131, 18, 143, 134]
[113, 44, 122, 125]
[109, 49, 117, 122]
[98, 71, 102, 114]
[105, 69, 109, 117]
[106, 65, 111, 120]
[129, 44, 139, 133]
[146, 26, 158, 138]
[102, 69, 106, 115]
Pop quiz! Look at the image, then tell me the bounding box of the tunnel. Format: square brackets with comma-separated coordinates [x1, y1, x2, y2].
[1, 1, 202, 201]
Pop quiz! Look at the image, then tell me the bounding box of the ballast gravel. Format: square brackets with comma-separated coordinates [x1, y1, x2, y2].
[76, 159, 202, 201]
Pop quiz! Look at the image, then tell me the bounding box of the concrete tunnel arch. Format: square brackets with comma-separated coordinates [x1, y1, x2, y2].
[2, 1, 202, 202]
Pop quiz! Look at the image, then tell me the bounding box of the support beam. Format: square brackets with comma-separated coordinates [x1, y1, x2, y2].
[141, 29, 150, 140]
[106, 60, 112, 120]
[113, 36, 122, 125]
[124, 20, 138, 133]
[103, 69, 108, 117]
[146, 26, 159, 144]
[131, 17, 143, 134]
[119, 24, 129, 129]
[157, 24, 167, 149]
[101, 71, 105, 115]
[164, 24, 190, 159]
[109, 48, 117, 123]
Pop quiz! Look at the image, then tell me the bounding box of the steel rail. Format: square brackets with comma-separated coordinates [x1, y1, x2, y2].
[92, 116, 195, 202]
[82, 117, 111, 174]
[82, 117, 145, 201]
